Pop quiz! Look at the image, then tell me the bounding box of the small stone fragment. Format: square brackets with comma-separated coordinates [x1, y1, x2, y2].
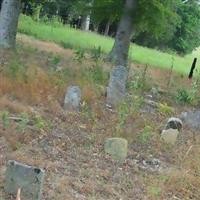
[161, 129, 179, 145]
[64, 86, 81, 112]
[165, 117, 183, 131]
[104, 138, 128, 161]
[4, 160, 45, 200]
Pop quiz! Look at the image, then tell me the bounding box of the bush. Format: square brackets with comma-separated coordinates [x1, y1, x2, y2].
[41, 15, 63, 27]
[170, 1, 200, 54]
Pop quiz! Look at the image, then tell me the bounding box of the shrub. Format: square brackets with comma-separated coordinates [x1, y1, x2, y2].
[176, 88, 192, 104]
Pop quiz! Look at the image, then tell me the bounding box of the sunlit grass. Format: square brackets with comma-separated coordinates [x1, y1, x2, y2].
[18, 15, 200, 75]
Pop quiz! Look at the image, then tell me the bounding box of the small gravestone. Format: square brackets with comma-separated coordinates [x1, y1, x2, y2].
[104, 138, 128, 161]
[64, 86, 81, 112]
[106, 66, 128, 107]
[165, 117, 183, 131]
[161, 129, 179, 145]
[4, 160, 45, 200]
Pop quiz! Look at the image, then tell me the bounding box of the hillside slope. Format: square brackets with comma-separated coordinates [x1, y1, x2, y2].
[0, 35, 200, 200]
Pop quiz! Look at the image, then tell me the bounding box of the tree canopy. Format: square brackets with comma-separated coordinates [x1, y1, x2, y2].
[1, 0, 200, 54]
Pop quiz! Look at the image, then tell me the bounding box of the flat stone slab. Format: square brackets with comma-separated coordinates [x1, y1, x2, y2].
[104, 138, 128, 161]
[4, 160, 45, 200]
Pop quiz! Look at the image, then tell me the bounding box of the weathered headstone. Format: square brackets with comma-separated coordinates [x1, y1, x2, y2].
[180, 110, 200, 130]
[104, 138, 128, 161]
[64, 86, 81, 112]
[106, 66, 128, 107]
[4, 160, 45, 200]
[161, 129, 179, 145]
[165, 117, 183, 131]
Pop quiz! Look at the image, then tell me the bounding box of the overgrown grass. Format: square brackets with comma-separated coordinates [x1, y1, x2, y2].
[18, 15, 199, 75]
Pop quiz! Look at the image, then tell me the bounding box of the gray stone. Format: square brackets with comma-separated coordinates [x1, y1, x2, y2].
[4, 160, 45, 200]
[64, 86, 81, 112]
[106, 66, 128, 107]
[165, 117, 183, 131]
[140, 99, 158, 114]
[161, 129, 179, 145]
[140, 158, 162, 172]
[104, 138, 128, 161]
[180, 110, 200, 130]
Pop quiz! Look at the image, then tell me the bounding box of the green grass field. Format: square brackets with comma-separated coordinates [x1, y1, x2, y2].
[18, 15, 200, 75]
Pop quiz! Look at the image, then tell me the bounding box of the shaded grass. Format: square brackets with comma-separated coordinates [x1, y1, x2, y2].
[18, 15, 199, 75]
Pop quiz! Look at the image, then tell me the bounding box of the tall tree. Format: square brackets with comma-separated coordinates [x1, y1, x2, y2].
[170, 0, 200, 54]
[0, 0, 21, 49]
[70, 0, 93, 31]
[108, 0, 180, 66]
[108, 0, 137, 66]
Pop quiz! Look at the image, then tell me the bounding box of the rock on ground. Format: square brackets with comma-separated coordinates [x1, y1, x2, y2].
[104, 138, 128, 161]
[64, 86, 81, 112]
[106, 66, 128, 107]
[165, 117, 183, 131]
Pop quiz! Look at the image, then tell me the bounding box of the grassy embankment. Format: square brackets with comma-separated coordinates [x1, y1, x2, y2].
[18, 15, 200, 75]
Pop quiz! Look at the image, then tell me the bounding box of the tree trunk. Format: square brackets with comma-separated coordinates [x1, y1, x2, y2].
[93, 23, 99, 33]
[108, 0, 137, 66]
[81, 15, 90, 31]
[104, 20, 111, 36]
[0, 0, 20, 49]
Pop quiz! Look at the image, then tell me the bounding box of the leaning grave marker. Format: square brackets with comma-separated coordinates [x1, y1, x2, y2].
[4, 160, 45, 200]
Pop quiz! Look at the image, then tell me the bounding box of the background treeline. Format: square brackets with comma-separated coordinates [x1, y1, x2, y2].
[0, 0, 200, 55]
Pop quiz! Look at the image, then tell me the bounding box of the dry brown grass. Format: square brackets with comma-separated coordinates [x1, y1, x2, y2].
[1, 35, 200, 200]
[0, 66, 54, 104]
[0, 96, 31, 114]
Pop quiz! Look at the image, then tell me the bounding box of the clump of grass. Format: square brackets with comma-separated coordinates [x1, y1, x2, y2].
[33, 115, 46, 130]
[138, 126, 153, 144]
[17, 112, 30, 133]
[74, 48, 86, 63]
[90, 46, 102, 63]
[0, 111, 10, 129]
[175, 88, 193, 104]
[80, 65, 108, 86]
[116, 95, 144, 132]
[147, 186, 162, 199]
[5, 54, 27, 80]
[127, 66, 151, 93]
[158, 103, 175, 116]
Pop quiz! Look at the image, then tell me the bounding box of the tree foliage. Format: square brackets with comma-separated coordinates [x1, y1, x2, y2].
[3, 0, 199, 54]
[170, 0, 200, 54]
